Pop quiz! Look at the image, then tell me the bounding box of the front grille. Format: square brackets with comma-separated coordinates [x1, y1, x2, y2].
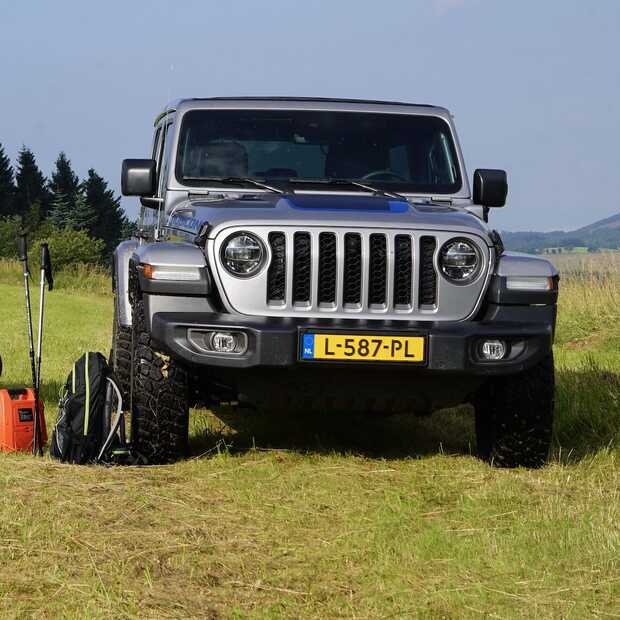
[394, 235, 413, 306]
[267, 232, 286, 302]
[218, 227, 489, 321]
[419, 236, 437, 306]
[292, 232, 311, 303]
[265, 230, 440, 312]
[318, 232, 337, 304]
[343, 233, 362, 305]
[368, 234, 387, 305]
[216, 228, 486, 322]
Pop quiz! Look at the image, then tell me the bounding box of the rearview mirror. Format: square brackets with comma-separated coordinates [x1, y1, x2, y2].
[121, 159, 156, 196]
[473, 169, 507, 208]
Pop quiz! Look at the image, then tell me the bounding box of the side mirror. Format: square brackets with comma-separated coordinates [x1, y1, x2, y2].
[121, 159, 156, 196]
[473, 169, 507, 208]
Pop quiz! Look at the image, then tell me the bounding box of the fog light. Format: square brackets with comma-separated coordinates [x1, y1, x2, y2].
[211, 332, 237, 353]
[480, 339, 507, 361]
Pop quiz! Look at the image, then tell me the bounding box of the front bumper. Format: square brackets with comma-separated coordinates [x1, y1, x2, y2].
[151, 304, 555, 376]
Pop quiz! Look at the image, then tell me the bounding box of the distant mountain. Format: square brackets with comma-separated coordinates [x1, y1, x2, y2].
[574, 212, 620, 234]
[501, 212, 620, 254]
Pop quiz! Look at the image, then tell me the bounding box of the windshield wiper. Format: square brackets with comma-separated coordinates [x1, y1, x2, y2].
[183, 176, 284, 194]
[286, 177, 405, 200]
[345, 179, 406, 200]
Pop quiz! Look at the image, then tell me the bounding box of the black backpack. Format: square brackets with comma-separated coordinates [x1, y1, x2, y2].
[50, 352, 127, 464]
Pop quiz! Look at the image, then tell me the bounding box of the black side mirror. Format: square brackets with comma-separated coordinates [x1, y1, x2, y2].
[473, 169, 507, 208]
[121, 159, 156, 196]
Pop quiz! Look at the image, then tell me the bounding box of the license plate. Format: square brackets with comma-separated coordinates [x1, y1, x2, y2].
[301, 333, 425, 363]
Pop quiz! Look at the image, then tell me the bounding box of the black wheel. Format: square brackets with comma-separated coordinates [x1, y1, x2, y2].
[111, 294, 132, 402]
[474, 352, 555, 468]
[130, 295, 190, 464]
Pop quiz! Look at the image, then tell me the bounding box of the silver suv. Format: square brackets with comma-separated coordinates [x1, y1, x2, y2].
[112, 97, 558, 466]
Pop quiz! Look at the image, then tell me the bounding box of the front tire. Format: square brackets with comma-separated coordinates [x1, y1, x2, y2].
[111, 294, 132, 402]
[474, 353, 555, 468]
[130, 295, 190, 464]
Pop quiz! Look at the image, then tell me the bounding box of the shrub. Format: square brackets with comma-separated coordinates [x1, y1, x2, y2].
[0, 216, 22, 259]
[31, 227, 104, 270]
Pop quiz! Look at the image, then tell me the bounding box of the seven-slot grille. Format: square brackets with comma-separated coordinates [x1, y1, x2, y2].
[266, 230, 437, 311]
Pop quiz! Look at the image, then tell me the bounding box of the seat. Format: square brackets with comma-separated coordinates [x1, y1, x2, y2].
[325, 143, 388, 179]
[200, 141, 249, 177]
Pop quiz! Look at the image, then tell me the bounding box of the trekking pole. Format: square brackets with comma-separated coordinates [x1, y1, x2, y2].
[17, 233, 43, 456]
[36, 244, 53, 391]
[35, 243, 53, 451]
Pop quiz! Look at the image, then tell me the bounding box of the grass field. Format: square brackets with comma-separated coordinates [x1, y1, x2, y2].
[0, 255, 618, 618]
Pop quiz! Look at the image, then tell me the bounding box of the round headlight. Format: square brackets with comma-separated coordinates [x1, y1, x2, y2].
[221, 232, 265, 277]
[439, 238, 481, 283]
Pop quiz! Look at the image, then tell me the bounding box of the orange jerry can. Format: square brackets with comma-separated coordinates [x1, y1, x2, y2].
[0, 388, 47, 453]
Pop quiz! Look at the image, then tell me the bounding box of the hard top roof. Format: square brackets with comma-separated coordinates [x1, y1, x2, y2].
[155, 97, 449, 125]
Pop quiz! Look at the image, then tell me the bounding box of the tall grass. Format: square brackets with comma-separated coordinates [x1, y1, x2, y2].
[0, 259, 111, 296]
[548, 252, 620, 459]
[548, 250, 620, 277]
[551, 252, 620, 345]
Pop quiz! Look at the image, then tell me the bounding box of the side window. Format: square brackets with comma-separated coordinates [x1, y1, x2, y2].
[139, 127, 164, 236]
[155, 123, 175, 237]
[152, 124, 168, 197]
[151, 127, 162, 160]
[158, 123, 173, 197]
[428, 133, 457, 185]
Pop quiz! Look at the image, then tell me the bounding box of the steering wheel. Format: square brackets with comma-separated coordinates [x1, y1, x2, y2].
[362, 170, 407, 182]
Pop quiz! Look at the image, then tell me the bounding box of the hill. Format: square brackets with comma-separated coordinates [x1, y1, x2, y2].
[502, 212, 620, 254]
[575, 211, 620, 234]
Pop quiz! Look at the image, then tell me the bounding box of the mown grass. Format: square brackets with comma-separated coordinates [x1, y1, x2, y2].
[0, 256, 618, 618]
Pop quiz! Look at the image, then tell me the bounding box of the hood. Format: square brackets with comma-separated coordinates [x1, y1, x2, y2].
[166, 192, 491, 242]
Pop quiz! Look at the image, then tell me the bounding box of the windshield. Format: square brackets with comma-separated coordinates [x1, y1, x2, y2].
[176, 109, 462, 194]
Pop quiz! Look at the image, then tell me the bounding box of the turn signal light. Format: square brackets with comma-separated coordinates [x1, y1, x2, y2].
[142, 263, 201, 281]
[505, 276, 553, 291]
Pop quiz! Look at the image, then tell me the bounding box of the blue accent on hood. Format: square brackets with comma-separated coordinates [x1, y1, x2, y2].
[281, 194, 410, 213]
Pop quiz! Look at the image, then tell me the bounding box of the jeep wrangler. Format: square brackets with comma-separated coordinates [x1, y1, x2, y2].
[112, 97, 558, 467]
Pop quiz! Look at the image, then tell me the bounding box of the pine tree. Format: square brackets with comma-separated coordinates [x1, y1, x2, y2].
[0, 143, 15, 217]
[84, 168, 128, 256]
[49, 192, 73, 228]
[121, 218, 138, 240]
[23, 200, 43, 231]
[69, 188, 97, 233]
[49, 152, 80, 227]
[14, 147, 50, 221]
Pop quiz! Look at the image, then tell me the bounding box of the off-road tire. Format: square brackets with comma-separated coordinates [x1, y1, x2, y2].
[474, 352, 554, 468]
[131, 295, 190, 464]
[111, 294, 132, 402]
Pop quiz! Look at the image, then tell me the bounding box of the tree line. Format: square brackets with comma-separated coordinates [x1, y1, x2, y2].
[501, 228, 620, 254]
[0, 142, 134, 265]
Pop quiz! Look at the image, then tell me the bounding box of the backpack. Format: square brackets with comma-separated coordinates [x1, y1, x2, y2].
[50, 352, 127, 464]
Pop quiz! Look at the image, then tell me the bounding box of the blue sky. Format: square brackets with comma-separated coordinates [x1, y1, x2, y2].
[1, 0, 618, 231]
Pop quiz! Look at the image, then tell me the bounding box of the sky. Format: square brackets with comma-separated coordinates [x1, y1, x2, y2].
[0, 0, 618, 232]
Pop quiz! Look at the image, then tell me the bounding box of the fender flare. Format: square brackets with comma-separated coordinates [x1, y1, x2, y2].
[113, 240, 139, 327]
[495, 251, 559, 278]
[116, 241, 210, 327]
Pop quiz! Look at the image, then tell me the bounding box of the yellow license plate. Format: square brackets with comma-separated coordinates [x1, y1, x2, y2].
[301, 334, 425, 362]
